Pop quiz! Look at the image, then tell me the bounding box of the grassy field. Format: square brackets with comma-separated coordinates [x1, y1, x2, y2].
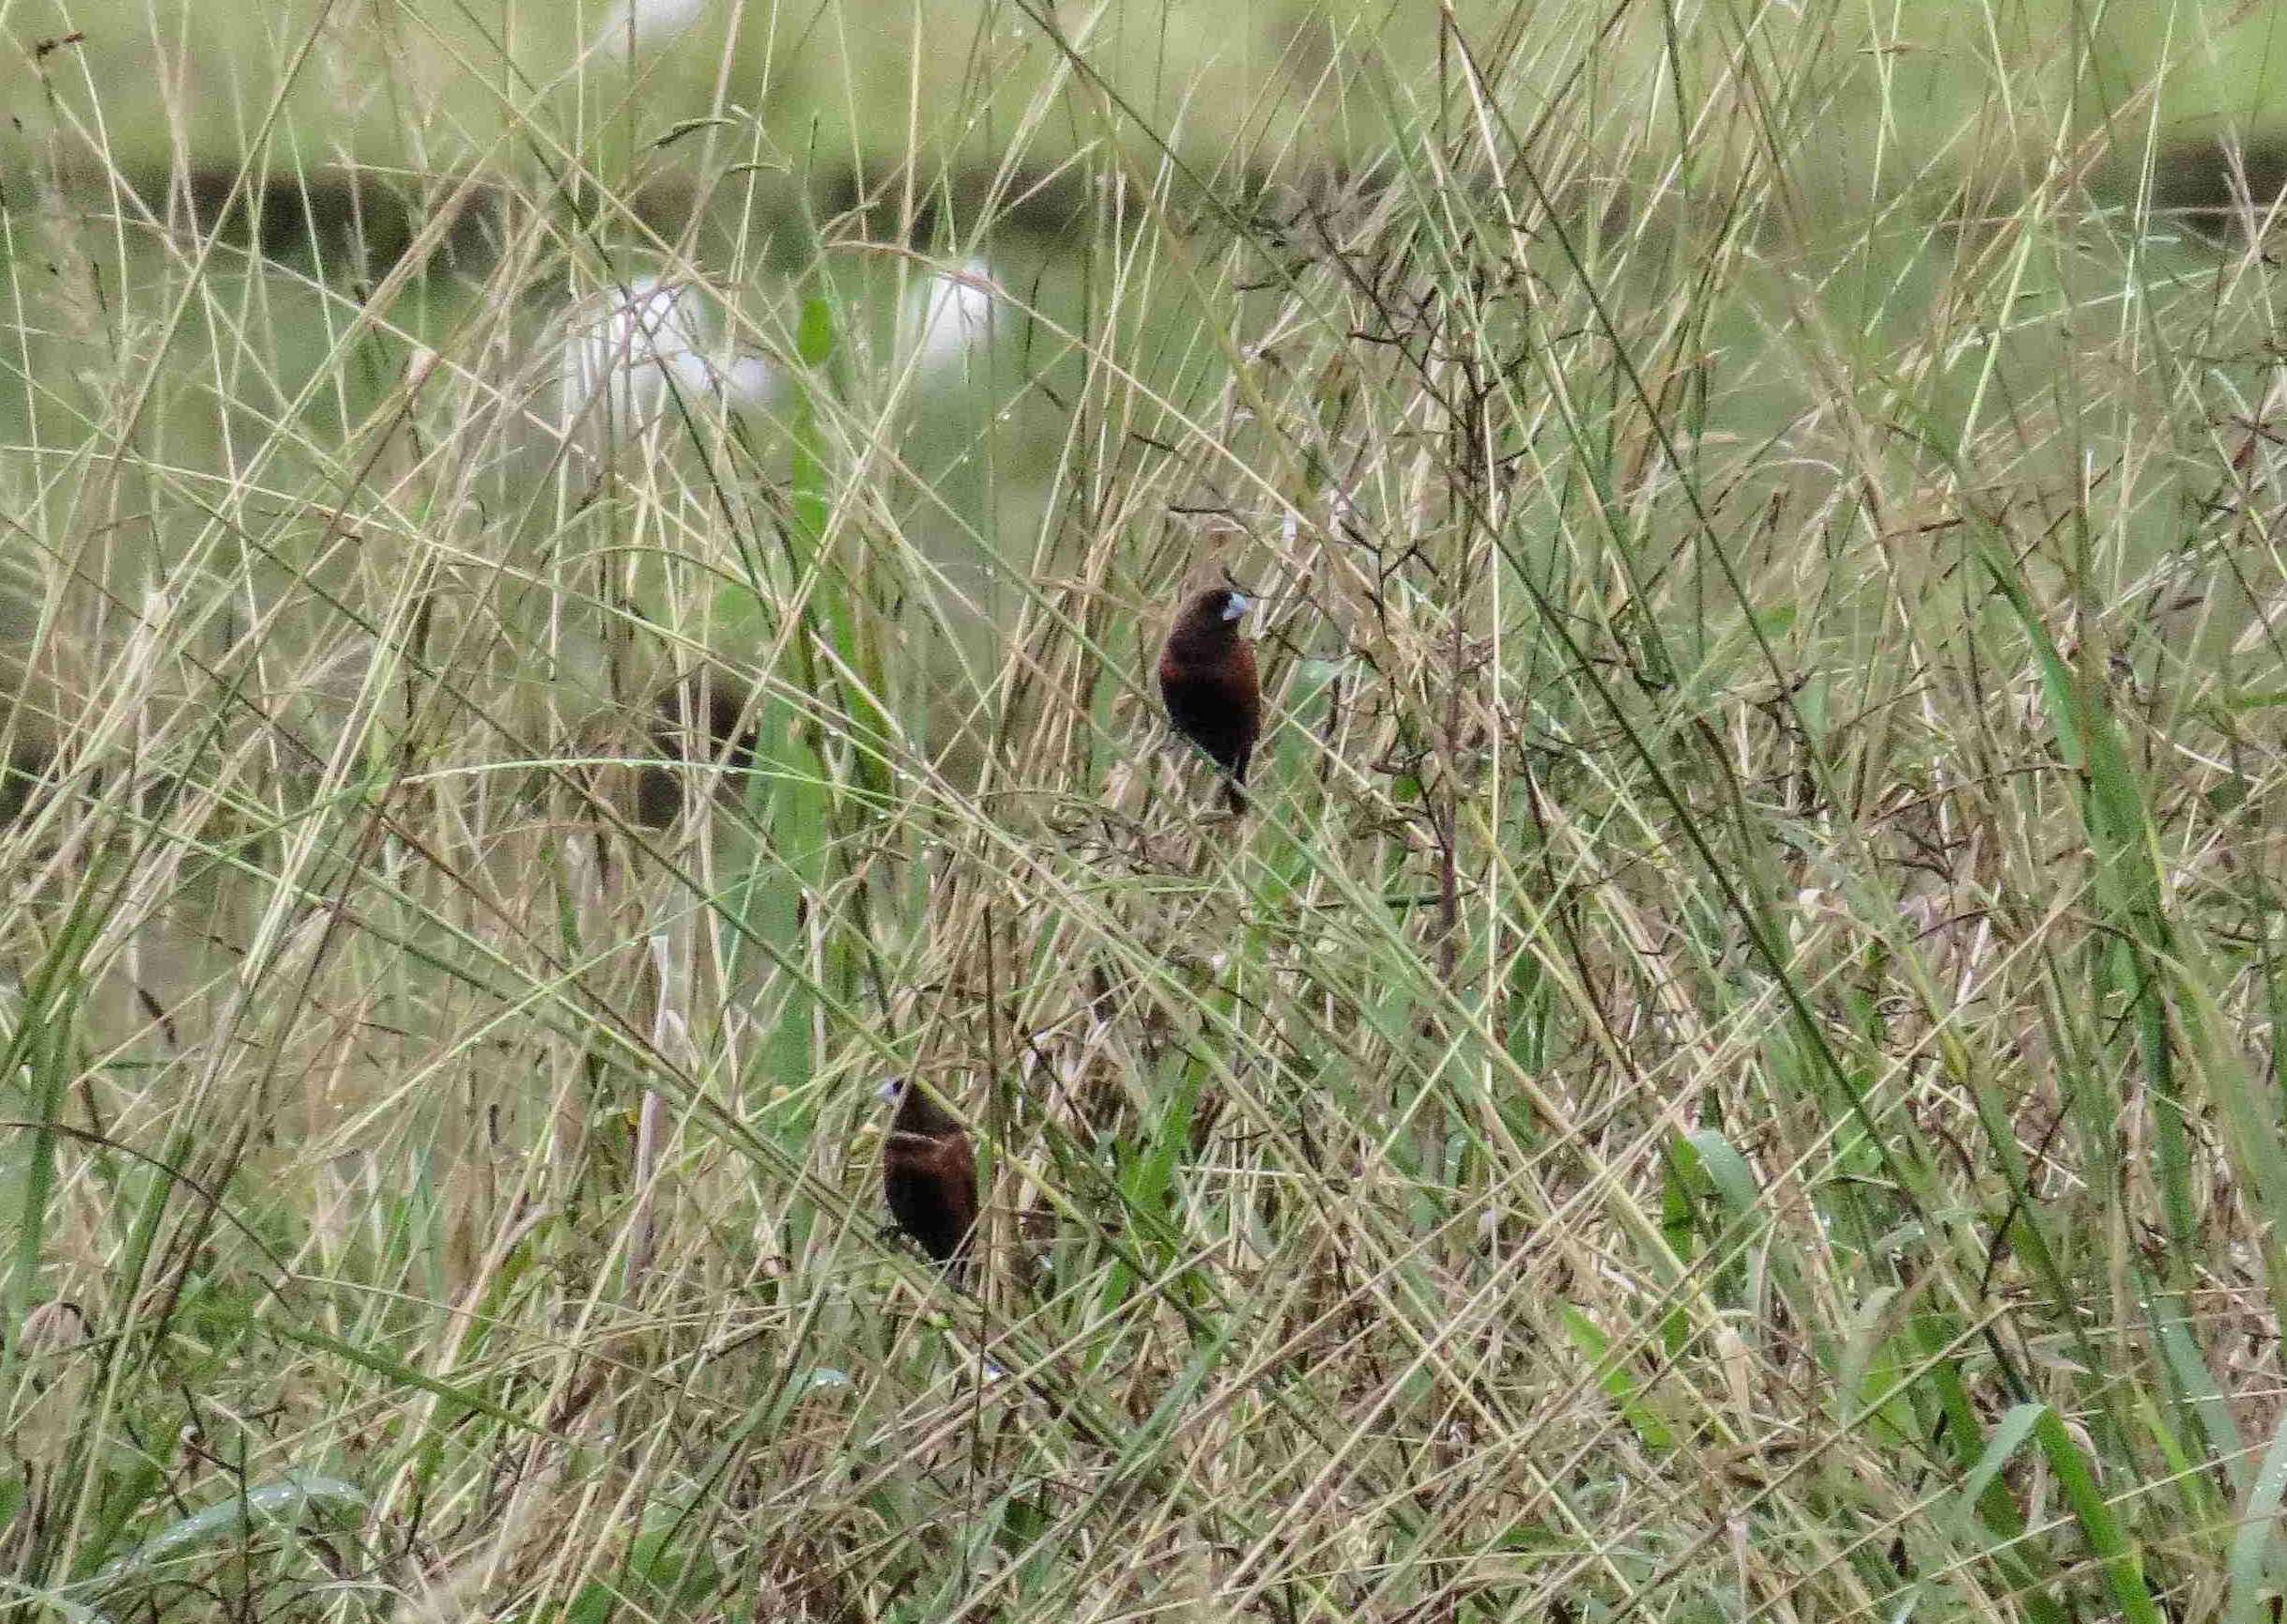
[8, 1, 2287, 1620]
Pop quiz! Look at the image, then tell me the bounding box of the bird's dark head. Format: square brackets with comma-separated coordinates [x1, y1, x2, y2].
[879, 1076, 961, 1138]
[1174, 586, 1251, 641]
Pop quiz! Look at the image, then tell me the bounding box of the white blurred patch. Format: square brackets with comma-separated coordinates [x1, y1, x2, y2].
[591, 0, 708, 56]
[554, 275, 775, 440]
[907, 257, 999, 372]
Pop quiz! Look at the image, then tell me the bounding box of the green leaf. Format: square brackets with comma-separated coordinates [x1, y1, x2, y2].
[2228, 1412, 2287, 1624]
[562, 1580, 614, 1624]
[1959, 1401, 2047, 1511]
[268, 1321, 545, 1434]
[0, 1578, 108, 1623]
[2034, 1406, 2162, 1624]
[1681, 1128, 1760, 1218]
[797, 295, 837, 369]
[75, 1472, 366, 1597]
[1560, 1304, 1673, 1450]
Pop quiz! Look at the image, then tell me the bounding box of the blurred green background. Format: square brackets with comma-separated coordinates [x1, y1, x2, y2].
[7, 0, 2285, 209]
[6, 0, 2285, 728]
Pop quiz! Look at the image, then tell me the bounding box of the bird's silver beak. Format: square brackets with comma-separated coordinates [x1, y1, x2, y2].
[1221, 593, 1251, 621]
[876, 1078, 905, 1105]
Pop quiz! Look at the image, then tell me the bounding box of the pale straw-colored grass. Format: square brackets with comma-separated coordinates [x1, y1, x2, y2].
[4, 3, 2287, 1621]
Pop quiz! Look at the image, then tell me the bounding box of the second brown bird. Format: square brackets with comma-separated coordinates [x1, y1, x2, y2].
[879, 1079, 979, 1277]
[1158, 587, 1260, 813]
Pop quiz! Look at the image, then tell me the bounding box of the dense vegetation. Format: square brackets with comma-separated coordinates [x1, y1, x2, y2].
[7, 2, 2287, 1619]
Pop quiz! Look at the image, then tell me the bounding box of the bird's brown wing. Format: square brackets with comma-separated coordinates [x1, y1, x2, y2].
[1224, 640, 1260, 782]
[884, 1128, 978, 1270]
[1159, 643, 1260, 782]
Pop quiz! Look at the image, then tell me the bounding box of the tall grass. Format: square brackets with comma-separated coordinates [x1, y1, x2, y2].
[6, 0, 2287, 1619]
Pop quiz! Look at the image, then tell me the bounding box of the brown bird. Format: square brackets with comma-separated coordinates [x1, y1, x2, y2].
[637, 670, 760, 826]
[879, 1079, 979, 1276]
[1158, 587, 1259, 813]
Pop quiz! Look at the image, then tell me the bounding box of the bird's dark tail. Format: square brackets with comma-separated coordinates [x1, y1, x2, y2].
[1222, 775, 1249, 814]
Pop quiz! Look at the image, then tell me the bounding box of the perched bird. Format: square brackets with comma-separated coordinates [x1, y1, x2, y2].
[637, 670, 760, 826]
[879, 1079, 979, 1276]
[1158, 586, 1260, 813]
